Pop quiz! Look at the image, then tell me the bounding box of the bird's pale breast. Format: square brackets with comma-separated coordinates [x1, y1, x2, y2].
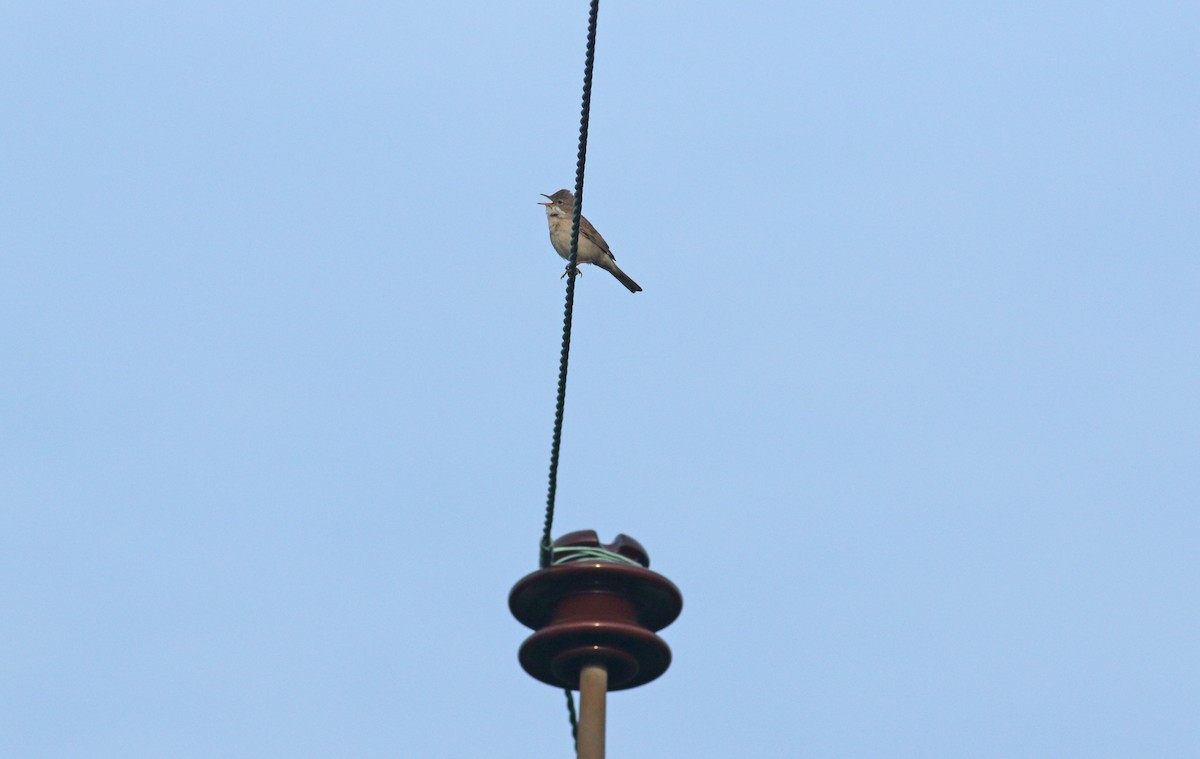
[547, 216, 603, 263]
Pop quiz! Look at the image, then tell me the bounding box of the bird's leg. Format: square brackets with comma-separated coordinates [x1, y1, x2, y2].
[560, 263, 583, 280]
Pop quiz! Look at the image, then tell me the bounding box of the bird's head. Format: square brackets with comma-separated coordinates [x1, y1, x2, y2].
[538, 189, 574, 218]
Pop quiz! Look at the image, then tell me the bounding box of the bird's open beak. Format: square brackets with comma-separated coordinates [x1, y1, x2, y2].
[538, 193, 552, 206]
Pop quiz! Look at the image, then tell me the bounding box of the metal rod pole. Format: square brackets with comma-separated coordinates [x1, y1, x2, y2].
[577, 663, 607, 759]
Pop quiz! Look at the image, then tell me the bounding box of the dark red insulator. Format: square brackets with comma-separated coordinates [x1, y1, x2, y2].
[509, 530, 683, 691]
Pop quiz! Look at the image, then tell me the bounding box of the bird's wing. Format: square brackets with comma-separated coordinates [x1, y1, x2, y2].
[579, 216, 613, 258]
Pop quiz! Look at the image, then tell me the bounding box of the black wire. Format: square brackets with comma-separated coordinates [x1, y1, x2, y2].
[538, 0, 601, 751]
[565, 686, 579, 749]
[541, 0, 600, 570]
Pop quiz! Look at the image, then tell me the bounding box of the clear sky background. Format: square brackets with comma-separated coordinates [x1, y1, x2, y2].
[2, 2, 1197, 757]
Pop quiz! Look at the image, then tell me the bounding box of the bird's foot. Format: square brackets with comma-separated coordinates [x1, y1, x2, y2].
[560, 263, 582, 280]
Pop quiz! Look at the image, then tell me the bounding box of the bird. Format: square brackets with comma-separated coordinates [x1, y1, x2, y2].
[539, 190, 642, 293]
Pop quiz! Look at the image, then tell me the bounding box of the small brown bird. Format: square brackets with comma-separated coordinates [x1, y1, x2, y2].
[539, 190, 642, 293]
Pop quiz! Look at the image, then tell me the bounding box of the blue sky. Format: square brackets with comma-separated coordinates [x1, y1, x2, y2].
[2, 2, 1197, 757]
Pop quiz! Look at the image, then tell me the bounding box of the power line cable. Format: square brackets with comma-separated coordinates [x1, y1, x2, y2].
[537, 0, 601, 751]
[540, 0, 600, 569]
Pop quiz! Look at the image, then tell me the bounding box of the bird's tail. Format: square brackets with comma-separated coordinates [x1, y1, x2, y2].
[600, 259, 642, 293]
